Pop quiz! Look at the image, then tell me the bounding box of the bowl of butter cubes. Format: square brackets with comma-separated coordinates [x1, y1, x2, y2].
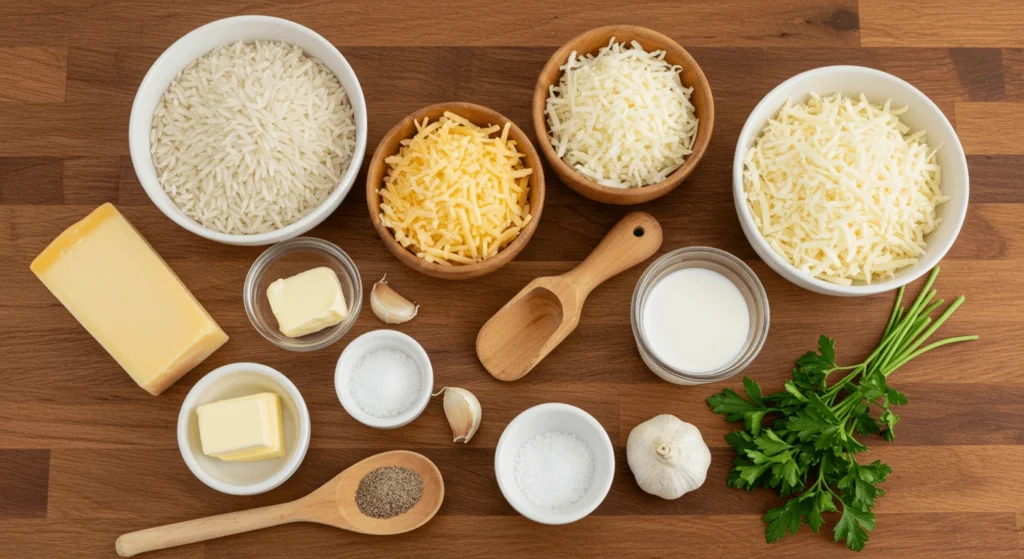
[244, 237, 363, 351]
[177, 362, 312, 495]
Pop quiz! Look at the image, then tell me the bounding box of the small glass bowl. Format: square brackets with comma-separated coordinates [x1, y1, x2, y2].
[244, 237, 363, 352]
[631, 246, 770, 385]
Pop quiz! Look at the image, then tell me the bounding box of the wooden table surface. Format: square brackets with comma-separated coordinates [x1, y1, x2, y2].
[2, 1, 1023, 557]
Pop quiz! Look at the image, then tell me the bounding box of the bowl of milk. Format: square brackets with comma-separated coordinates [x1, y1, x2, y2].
[630, 247, 769, 385]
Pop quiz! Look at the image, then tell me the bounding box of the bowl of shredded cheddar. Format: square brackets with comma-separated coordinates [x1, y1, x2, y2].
[367, 102, 545, 280]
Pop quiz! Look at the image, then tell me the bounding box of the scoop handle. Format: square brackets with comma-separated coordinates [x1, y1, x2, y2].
[565, 212, 663, 296]
[115, 502, 299, 557]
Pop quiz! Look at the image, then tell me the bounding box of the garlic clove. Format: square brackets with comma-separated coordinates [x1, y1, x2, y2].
[432, 387, 481, 443]
[370, 274, 419, 324]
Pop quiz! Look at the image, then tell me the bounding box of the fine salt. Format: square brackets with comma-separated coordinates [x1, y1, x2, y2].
[350, 348, 422, 418]
[513, 431, 595, 508]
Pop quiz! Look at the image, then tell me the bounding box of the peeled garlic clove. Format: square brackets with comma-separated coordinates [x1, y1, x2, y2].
[433, 387, 481, 443]
[370, 274, 419, 324]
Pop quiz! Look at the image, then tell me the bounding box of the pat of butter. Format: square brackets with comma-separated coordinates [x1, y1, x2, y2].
[267, 267, 348, 338]
[30, 203, 228, 396]
[196, 392, 286, 462]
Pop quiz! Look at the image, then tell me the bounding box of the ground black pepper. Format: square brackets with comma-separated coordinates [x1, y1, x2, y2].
[354, 466, 424, 519]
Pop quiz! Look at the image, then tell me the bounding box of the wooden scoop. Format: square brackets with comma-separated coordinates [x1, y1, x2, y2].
[477, 212, 663, 381]
[115, 450, 443, 557]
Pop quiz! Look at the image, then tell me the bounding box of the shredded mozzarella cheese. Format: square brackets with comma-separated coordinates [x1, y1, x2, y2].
[378, 112, 532, 265]
[743, 93, 947, 285]
[545, 39, 698, 189]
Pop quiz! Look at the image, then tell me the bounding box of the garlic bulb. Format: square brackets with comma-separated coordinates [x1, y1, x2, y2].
[626, 414, 711, 500]
[370, 275, 418, 324]
[432, 387, 481, 443]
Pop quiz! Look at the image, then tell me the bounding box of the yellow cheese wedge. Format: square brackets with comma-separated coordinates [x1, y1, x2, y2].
[30, 203, 228, 395]
[196, 392, 286, 462]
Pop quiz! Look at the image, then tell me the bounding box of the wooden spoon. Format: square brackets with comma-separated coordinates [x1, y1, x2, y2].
[115, 450, 443, 557]
[477, 212, 663, 381]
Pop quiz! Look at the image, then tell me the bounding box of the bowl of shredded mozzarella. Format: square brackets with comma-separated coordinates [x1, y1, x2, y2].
[533, 25, 713, 205]
[734, 66, 968, 296]
[130, 16, 367, 246]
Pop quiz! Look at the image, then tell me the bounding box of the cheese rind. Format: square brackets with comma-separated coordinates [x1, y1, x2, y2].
[196, 392, 285, 462]
[266, 266, 348, 338]
[30, 203, 228, 395]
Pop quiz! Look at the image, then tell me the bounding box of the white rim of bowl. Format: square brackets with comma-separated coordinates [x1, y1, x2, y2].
[334, 330, 434, 429]
[129, 15, 368, 245]
[176, 362, 312, 495]
[732, 65, 969, 296]
[494, 402, 616, 525]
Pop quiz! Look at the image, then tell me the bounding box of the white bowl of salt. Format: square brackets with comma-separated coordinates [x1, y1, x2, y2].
[495, 403, 615, 525]
[335, 329, 433, 429]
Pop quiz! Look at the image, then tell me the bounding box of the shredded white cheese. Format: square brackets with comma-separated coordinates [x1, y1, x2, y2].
[545, 39, 698, 189]
[379, 112, 532, 265]
[743, 93, 947, 285]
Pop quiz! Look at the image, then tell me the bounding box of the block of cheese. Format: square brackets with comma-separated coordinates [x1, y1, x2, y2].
[30, 203, 228, 395]
[196, 392, 285, 462]
[266, 266, 348, 337]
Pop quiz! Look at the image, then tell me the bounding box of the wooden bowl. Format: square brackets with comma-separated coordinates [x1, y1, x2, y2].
[367, 102, 546, 280]
[532, 25, 714, 205]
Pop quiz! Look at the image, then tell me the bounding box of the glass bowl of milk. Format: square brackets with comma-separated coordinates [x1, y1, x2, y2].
[631, 247, 769, 385]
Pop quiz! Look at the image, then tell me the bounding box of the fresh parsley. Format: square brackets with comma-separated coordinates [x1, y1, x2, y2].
[707, 268, 977, 551]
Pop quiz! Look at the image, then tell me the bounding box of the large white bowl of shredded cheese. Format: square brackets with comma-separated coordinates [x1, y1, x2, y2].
[733, 65, 968, 297]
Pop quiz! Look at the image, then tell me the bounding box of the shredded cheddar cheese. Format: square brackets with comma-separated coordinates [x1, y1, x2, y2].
[379, 112, 533, 265]
[743, 93, 947, 285]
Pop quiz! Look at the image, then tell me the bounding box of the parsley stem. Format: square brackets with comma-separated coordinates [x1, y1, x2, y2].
[889, 296, 968, 368]
[884, 335, 979, 376]
[881, 286, 904, 338]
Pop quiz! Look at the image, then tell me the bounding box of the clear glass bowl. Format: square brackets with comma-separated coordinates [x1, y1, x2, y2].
[244, 237, 363, 352]
[631, 247, 770, 385]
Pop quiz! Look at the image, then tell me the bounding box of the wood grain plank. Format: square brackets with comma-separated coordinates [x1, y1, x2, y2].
[0, 159, 62, 204]
[0, 104, 128, 157]
[0, 0, 860, 48]
[0, 520, 203, 558]
[1004, 49, 1024, 100]
[950, 48, 1006, 101]
[0, 450, 49, 519]
[61, 158, 120, 204]
[44, 446, 1024, 521]
[860, 0, 1024, 47]
[956, 102, 1024, 154]
[200, 514, 1018, 558]
[967, 156, 1024, 203]
[0, 47, 67, 103]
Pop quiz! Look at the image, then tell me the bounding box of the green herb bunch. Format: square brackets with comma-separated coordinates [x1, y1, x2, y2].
[707, 268, 977, 551]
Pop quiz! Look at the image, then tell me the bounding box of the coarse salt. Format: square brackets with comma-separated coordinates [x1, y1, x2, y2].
[513, 431, 595, 509]
[350, 348, 422, 418]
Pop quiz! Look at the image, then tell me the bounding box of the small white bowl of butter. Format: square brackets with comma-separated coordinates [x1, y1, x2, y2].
[177, 362, 311, 495]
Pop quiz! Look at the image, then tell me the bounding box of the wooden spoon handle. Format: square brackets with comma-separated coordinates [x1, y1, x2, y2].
[565, 212, 663, 296]
[115, 502, 298, 557]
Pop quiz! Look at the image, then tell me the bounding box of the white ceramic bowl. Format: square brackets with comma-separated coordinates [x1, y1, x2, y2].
[335, 330, 434, 429]
[129, 15, 368, 246]
[177, 362, 311, 495]
[733, 65, 969, 296]
[494, 403, 615, 525]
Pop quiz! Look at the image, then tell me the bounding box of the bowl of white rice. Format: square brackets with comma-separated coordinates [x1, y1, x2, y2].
[129, 16, 367, 246]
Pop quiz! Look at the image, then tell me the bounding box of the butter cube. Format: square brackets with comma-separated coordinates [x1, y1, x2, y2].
[30, 203, 228, 395]
[196, 393, 285, 462]
[267, 267, 348, 337]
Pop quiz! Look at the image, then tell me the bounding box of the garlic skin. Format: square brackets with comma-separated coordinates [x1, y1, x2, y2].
[370, 275, 419, 324]
[433, 387, 481, 443]
[626, 414, 711, 500]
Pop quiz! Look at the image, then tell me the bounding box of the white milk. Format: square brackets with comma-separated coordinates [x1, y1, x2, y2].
[642, 267, 750, 373]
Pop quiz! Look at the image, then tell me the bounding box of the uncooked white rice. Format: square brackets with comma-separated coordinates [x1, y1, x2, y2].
[150, 40, 356, 235]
